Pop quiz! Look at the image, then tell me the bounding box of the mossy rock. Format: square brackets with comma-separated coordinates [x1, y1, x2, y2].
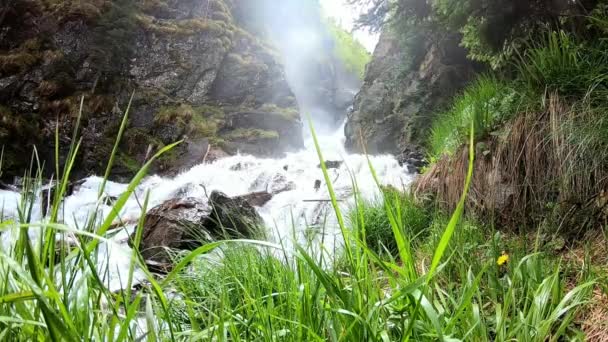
[224, 128, 279, 142]
[37, 72, 76, 99]
[0, 106, 41, 177]
[138, 0, 174, 17]
[153, 103, 226, 143]
[0, 105, 39, 139]
[137, 14, 234, 38]
[154, 104, 194, 126]
[209, 0, 231, 15]
[116, 152, 142, 174]
[122, 127, 164, 156]
[257, 103, 299, 121]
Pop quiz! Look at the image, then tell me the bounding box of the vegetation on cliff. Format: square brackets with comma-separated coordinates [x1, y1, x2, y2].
[416, 5, 608, 236]
[347, 0, 607, 235]
[325, 19, 371, 79]
[347, 0, 608, 338]
[0, 0, 305, 180]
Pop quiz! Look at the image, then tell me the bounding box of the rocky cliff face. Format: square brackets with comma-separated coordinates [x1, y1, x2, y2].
[0, 0, 303, 180]
[344, 28, 478, 156]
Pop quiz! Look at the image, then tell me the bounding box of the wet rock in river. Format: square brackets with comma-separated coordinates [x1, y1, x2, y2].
[204, 191, 264, 238]
[318, 160, 343, 169]
[397, 148, 428, 174]
[314, 180, 322, 191]
[131, 191, 263, 272]
[239, 191, 273, 207]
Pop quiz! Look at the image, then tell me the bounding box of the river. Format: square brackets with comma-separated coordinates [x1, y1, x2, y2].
[0, 121, 413, 291]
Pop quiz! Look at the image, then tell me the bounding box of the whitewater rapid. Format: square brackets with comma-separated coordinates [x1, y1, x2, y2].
[0, 125, 413, 290]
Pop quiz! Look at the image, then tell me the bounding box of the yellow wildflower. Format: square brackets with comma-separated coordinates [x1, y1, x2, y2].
[497, 252, 509, 266]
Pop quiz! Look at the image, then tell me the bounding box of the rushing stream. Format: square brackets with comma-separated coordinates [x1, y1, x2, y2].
[0, 122, 413, 291]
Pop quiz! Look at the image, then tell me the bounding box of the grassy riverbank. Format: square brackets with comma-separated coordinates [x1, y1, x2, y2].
[0, 118, 604, 341]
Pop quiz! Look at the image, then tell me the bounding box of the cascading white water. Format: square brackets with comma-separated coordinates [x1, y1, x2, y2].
[0, 122, 413, 290]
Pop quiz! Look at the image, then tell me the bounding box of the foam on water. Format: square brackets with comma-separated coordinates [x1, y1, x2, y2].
[0, 123, 413, 290]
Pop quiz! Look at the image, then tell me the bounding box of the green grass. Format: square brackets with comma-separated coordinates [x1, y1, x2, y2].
[516, 30, 608, 100]
[428, 75, 521, 158]
[167, 221, 594, 341]
[0, 108, 598, 341]
[429, 13, 608, 161]
[425, 21, 608, 238]
[0, 96, 184, 341]
[347, 189, 431, 257]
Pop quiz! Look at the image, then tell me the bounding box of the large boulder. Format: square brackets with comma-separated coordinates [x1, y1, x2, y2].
[203, 191, 263, 237]
[130, 191, 264, 270]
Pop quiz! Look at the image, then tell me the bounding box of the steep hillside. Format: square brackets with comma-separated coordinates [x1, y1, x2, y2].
[347, 0, 608, 235]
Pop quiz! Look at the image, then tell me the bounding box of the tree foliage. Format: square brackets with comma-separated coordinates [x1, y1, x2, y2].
[325, 19, 371, 79]
[350, 0, 601, 69]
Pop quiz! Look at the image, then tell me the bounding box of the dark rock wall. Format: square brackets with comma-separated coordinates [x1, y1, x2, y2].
[344, 27, 478, 155]
[0, 0, 303, 180]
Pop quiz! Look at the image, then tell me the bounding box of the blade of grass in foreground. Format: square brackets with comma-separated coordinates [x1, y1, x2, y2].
[307, 116, 354, 267]
[86, 141, 181, 253]
[428, 121, 475, 280]
[98, 92, 135, 199]
[404, 122, 476, 341]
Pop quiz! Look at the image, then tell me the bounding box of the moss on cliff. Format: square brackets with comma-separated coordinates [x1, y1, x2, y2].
[42, 0, 107, 23]
[153, 103, 226, 139]
[138, 0, 171, 16]
[122, 128, 164, 154]
[116, 152, 141, 173]
[191, 105, 226, 137]
[0, 106, 37, 139]
[154, 104, 194, 126]
[258, 104, 299, 121]
[0, 38, 42, 75]
[325, 19, 371, 79]
[225, 128, 279, 142]
[136, 13, 235, 38]
[0, 0, 299, 179]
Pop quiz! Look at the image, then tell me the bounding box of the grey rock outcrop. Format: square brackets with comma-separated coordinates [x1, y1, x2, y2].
[344, 29, 478, 155]
[0, 0, 303, 180]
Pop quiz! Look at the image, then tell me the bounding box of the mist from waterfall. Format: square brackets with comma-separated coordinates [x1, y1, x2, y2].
[241, 0, 361, 133]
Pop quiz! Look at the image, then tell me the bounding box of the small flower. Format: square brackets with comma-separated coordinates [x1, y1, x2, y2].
[497, 252, 509, 266]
